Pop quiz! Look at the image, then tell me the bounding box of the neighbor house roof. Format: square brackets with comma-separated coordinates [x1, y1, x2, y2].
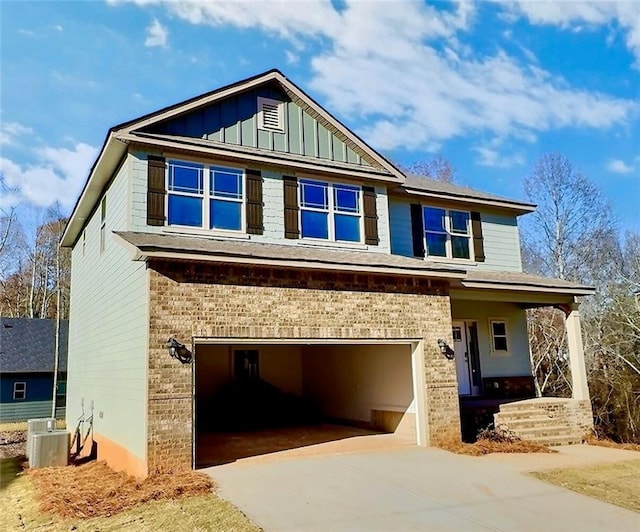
[0, 318, 69, 373]
[61, 69, 406, 248]
[397, 174, 536, 215]
[114, 231, 468, 279]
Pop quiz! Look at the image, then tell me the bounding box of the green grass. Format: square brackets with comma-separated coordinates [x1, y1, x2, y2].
[531, 460, 640, 513]
[0, 457, 260, 531]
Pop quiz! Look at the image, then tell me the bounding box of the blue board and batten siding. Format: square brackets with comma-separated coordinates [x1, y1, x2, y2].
[144, 85, 372, 167]
[0, 374, 65, 422]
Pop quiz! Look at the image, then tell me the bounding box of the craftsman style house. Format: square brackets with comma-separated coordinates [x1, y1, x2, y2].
[62, 70, 594, 477]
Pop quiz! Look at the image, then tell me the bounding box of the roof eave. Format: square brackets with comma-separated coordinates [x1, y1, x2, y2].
[460, 280, 595, 296]
[399, 187, 536, 215]
[61, 133, 128, 247]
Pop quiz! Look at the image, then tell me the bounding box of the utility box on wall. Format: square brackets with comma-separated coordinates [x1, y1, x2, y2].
[29, 430, 69, 468]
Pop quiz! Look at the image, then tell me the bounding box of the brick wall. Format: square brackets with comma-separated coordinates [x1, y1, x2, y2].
[147, 259, 459, 472]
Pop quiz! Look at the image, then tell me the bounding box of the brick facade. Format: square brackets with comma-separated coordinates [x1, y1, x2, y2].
[147, 259, 460, 472]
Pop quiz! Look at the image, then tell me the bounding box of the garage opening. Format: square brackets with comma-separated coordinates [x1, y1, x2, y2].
[195, 342, 419, 467]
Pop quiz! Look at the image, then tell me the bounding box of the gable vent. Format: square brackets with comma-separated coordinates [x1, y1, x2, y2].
[258, 96, 284, 132]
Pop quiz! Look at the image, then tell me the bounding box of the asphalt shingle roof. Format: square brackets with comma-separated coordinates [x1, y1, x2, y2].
[0, 318, 68, 373]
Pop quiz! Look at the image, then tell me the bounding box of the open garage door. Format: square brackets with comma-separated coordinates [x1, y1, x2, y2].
[194, 342, 420, 467]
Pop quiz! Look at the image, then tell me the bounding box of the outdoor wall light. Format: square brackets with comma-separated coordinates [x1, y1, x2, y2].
[166, 336, 192, 364]
[437, 338, 455, 360]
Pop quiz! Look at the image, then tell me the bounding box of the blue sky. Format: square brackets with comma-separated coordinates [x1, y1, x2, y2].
[1, 1, 639, 233]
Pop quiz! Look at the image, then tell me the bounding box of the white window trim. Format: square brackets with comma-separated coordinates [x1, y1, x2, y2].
[257, 96, 285, 133]
[422, 206, 473, 260]
[489, 318, 510, 356]
[165, 160, 246, 234]
[13, 381, 26, 400]
[298, 178, 364, 244]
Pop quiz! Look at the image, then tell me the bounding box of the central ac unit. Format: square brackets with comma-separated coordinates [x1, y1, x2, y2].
[26, 418, 56, 458]
[29, 430, 69, 468]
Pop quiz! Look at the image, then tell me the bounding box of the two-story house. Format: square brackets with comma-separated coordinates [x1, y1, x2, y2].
[61, 70, 594, 477]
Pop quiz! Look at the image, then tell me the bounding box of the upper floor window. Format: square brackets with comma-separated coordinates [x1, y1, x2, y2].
[423, 206, 471, 259]
[300, 179, 362, 243]
[167, 160, 244, 231]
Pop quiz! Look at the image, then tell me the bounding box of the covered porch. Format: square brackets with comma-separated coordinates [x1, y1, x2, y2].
[449, 271, 594, 443]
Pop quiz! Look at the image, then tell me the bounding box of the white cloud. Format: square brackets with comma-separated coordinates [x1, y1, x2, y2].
[110, 0, 637, 153]
[0, 122, 33, 146]
[145, 18, 168, 48]
[496, 1, 640, 64]
[0, 143, 98, 209]
[607, 158, 635, 175]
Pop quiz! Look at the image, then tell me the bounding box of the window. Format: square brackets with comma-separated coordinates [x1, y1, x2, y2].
[423, 206, 471, 259]
[490, 320, 508, 352]
[167, 160, 244, 231]
[99, 197, 107, 253]
[300, 179, 362, 242]
[257, 97, 284, 132]
[13, 382, 26, 400]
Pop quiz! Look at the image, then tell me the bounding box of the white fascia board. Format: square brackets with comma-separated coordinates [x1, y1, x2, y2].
[402, 188, 536, 214]
[117, 133, 402, 184]
[61, 135, 128, 247]
[460, 280, 594, 296]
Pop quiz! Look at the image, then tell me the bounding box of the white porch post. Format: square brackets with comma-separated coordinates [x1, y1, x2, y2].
[564, 301, 590, 400]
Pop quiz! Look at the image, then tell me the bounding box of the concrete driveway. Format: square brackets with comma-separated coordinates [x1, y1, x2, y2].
[205, 446, 639, 531]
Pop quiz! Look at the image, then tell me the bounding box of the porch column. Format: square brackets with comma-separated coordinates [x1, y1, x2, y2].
[564, 301, 590, 400]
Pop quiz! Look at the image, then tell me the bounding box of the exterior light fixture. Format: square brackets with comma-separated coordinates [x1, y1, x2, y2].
[437, 338, 455, 360]
[166, 336, 192, 364]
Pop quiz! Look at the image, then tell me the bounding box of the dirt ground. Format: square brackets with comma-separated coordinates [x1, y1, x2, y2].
[0, 430, 26, 459]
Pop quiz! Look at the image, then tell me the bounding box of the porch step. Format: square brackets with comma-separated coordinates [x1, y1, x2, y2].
[515, 433, 583, 446]
[496, 398, 574, 413]
[494, 415, 573, 430]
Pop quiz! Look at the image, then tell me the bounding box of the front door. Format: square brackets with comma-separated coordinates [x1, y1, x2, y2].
[452, 321, 472, 395]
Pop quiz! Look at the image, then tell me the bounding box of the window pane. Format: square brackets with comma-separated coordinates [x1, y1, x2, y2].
[424, 207, 446, 231]
[211, 168, 242, 199]
[170, 162, 203, 193]
[494, 337, 508, 351]
[492, 322, 506, 336]
[451, 211, 470, 234]
[168, 195, 202, 227]
[451, 236, 470, 259]
[301, 210, 328, 239]
[426, 232, 447, 256]
[301, 181, 328, 209]
[210, 199, 242, 230]
[334, 185, 360, 213]
[334, 214, 361, 242]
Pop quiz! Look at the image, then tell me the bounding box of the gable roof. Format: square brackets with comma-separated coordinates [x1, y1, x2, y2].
[61, 69, 405, 247]
[396, 174, 536, 214]
[0, 318, 69, 373]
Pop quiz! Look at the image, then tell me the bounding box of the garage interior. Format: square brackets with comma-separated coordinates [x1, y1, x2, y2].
[195, 342, 418, 467]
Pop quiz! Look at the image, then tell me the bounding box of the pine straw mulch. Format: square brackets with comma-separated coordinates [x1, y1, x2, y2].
[28, 461, 215, 519]
[584, 433, 640, 453]
[437, 427, 557, 456]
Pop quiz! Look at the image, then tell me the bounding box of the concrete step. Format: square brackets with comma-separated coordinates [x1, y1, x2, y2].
[497, 399, 572, 413]
[516, 433, 583, 446]
[510, 427, 583, 439]
[494, 417, 573, 430]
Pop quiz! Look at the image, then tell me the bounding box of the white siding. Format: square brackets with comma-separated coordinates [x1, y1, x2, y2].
[129, 150, 392, 253]
[66, 158, 148, 463]
[389, 197, 523, 271]
[451, 300, 531, 377]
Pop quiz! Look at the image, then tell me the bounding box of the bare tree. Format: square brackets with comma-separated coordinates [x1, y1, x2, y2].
[404, 155, 456, 184]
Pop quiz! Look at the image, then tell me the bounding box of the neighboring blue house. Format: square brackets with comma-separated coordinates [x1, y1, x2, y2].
[0, 318, 68, 422]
